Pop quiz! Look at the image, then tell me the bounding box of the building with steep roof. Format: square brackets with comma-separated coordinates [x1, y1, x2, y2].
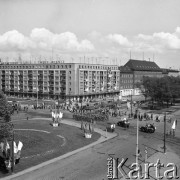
[119, 66, 133, 97]
[123, 59, 163, 95]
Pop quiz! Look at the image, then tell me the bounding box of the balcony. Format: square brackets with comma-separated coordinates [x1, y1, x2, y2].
[60, 73, 66, 76]
[84, 78, 89, 82]
[108, 74, 112, 78]
[49, 72, 54, 76]
[33, 77, 37, 81]
[60, 81, 66, 86]
[43, 89, 49, 93]
[60, 78, 66, 81]
[18, 73, 23, 76]
[84, 83, 89, 87]
[49, 79, 54, 82]
[38, 78, 43, 81]
[5, 77, 10, 81]
[28, 89, 33, 92]
[49, 83, 54, 87]
[113, 86, 117, 90]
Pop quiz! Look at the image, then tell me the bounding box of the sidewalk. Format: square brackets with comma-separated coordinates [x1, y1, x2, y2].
[1, 119, 117, 180]
[140, 145, 180, 180]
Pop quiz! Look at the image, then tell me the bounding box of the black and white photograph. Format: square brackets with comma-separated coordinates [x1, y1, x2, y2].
[0, 0, 180, 179]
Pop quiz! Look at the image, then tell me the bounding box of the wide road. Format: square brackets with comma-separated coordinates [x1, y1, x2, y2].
[11, 123, 171, 180]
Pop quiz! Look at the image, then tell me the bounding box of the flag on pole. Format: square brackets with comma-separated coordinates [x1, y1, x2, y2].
[172, 120, 176, 130]
[17, 141, 23, 151]
[59, 112, 63, 118]
[14, 141, 18, 153]
[52, 111, 55, 118]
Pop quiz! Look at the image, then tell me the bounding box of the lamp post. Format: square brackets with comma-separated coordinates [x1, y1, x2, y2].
[163, 112, 166, 153]
[131, 90, 133, 117]
[36, 81, 39, 109]
[136, 105, 140, 169]
[11, 126, 14, 173]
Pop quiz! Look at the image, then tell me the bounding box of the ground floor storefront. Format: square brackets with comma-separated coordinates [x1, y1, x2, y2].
[4, 91, 120, 102]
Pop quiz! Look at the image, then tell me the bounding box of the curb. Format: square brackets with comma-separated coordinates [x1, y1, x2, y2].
[1, 119, 117, 180]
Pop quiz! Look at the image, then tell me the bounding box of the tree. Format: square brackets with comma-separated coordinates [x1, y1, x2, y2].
[140, 76, 180, 107]
[0, 91, 13, 141]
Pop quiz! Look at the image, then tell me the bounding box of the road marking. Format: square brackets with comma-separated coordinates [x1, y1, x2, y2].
[15, 129, 51, 133]
[56, 135, 66, 147]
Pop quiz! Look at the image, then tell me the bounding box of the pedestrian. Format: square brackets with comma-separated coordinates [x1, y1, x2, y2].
[138, 149, 142, 158]
[27, 116, 29, 120]
[151, 113, 153, 120]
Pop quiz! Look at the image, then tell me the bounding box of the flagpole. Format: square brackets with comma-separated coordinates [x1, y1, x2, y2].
[136, 103, 140, 169]
[136, 109, 139, 168]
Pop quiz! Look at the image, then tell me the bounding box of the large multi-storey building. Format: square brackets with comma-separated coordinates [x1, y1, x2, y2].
[119, 66, 133, 96]
[122, 59, 163, 95]
[0, 61, 120, 100]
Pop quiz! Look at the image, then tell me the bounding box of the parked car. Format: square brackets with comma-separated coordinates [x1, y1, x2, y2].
[139, 124, 156, 133]
[117, 119, 130, 128]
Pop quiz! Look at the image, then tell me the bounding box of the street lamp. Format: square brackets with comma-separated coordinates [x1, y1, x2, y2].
[131, 90, 133, 117]
[136, 104, 140, 169]
[163, 112, 166, 153]
[37, 86, 38, 108]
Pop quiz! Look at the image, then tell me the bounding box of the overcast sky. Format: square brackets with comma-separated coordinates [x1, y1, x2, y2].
[0, 0, 180, 68]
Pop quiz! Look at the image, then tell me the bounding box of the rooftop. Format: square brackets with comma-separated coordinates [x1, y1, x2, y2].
[124, 59, 161, 71]
[119, 66, 133, 73]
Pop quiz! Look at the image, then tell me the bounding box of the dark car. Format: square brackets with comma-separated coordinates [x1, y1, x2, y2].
[139, 124, 156, 133]
[117, 119, 130, 128]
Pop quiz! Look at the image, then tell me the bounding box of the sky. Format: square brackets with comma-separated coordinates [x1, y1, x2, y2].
[0, 0, 180, 68]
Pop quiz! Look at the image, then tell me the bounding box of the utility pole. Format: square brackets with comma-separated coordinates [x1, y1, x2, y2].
[131, 90, 133, 117]
[11, 128, 14, 173]
[164, 112, 166, 153]
[136, 108, 139, 169]
[37, 85, 38, 108]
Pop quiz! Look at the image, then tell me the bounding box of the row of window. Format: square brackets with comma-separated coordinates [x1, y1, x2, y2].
[120, 86, 133, 89]
[120, 74, 133, 78]
[79, 65, 118, 70]
[0, 64, 72, 69]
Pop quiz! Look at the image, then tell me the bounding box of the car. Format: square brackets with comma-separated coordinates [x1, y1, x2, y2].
[117, 119, 130, 128]
[139, 124, 156, 133]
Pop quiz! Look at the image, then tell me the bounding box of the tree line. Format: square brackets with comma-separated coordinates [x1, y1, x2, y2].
[138, 76, 180, 107]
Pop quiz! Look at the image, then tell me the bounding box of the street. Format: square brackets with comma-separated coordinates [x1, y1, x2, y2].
[10, 122, 169, 180]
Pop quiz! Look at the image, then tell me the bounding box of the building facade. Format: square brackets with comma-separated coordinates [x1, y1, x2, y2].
[119, 66, 133, 97]
[0, 61, 120, 101]
[123, 59, 163, 95]
[161, 68, 179, 77]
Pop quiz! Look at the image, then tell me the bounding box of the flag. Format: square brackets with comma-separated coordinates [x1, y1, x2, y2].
[52, 112, 55, 118]
[14, 141, 18, 154]
[172, 120, 176, 130]
[59, 112, 63, 118]
[18, 141, 23, 151]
